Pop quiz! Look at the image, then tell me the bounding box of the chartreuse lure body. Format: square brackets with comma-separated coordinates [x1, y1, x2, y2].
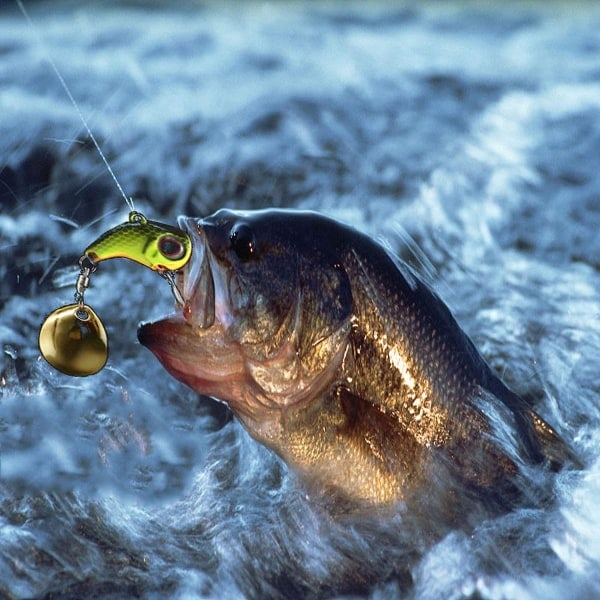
[85, 211, 192, 271]
[39, 211, 191, 377]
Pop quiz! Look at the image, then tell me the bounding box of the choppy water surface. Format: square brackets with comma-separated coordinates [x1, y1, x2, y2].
[1, 1, 599, 598]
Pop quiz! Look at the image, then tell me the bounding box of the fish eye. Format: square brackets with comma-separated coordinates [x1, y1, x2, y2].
[230, 223, 256, 261]
[158, 235, 186, 260]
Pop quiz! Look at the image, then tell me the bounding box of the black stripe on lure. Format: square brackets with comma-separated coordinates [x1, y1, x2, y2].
[39, 211, 192, 377]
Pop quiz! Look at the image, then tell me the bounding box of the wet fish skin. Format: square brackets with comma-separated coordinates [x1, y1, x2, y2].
[138, 209, 577, 509]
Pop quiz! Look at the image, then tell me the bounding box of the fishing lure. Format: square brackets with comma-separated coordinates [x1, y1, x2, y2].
[38, 211, 192, 377]
[85, 210, 192, 271]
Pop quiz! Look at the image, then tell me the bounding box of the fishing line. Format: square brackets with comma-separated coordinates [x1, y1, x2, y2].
[17, 0, 195, 377]
[16, 0, 135, 212]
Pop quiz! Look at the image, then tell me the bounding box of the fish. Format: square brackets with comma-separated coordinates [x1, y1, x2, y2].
[137, 208, 580, 512]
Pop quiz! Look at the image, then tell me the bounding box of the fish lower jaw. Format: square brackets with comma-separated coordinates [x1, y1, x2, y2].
[159, 360, 276, 425]
[138, 314, 245, 395]
[149, 344, 244, 401]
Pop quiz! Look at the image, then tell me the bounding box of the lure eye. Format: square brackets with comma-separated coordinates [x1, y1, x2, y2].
[158, 235, 186, 261]
[230, 223, 256, 261]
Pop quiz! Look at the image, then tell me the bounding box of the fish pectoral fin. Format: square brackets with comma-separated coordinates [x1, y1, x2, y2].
[529, 410, 583, 471]
[335, 386, 422, 473]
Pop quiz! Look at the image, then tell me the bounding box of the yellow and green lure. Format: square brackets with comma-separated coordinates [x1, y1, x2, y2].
[39, 211, 192, 377]
[85, 210, 191, 272]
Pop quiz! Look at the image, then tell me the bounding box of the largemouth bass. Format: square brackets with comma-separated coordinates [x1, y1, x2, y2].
[138, 209, 578, 510]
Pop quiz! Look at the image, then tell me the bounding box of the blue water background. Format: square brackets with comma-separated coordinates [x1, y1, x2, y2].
[0, 1, 599, 598]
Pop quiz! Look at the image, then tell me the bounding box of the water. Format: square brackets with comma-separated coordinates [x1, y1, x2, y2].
[1, 1, 599, 598]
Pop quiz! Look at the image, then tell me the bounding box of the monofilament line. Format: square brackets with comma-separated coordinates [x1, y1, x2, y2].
[16, 0, 135, 212]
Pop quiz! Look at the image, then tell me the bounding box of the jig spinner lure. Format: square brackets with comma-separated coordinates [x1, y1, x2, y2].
[38, 211, 192, 377]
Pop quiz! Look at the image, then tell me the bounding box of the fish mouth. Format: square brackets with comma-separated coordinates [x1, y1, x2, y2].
[175, 215, 216, 330]
[137, 216, 241, 396]
[137, 311, 244, 396]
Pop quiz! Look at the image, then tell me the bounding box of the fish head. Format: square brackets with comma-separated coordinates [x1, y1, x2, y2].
[138, 209, 353, 426]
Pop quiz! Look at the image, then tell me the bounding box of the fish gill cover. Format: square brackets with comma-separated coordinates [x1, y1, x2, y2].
[0, 1, 599, 598]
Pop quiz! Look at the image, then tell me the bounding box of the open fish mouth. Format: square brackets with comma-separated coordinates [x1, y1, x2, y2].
[175, 216, 216, 330]
[137, 216, 243, 396]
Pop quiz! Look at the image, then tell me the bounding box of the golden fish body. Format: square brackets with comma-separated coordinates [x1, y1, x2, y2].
[138, 209, 580, 512]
